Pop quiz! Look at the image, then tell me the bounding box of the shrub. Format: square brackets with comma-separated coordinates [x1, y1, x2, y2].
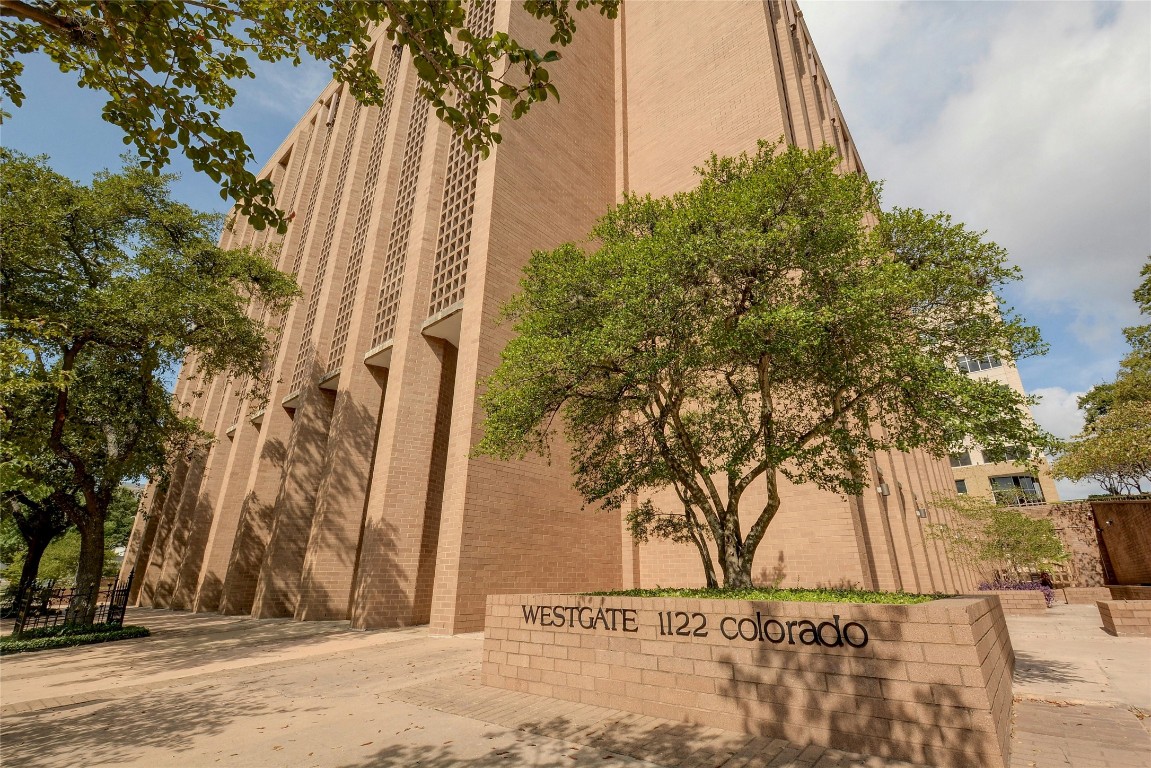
[979, 579, 1055, 607]
[0, 625, 149, 655]
[586, 587, 941, 605]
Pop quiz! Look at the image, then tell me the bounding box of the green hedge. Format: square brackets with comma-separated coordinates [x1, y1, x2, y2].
[585, 587, 941, 605]
[1, 625, 150, 655]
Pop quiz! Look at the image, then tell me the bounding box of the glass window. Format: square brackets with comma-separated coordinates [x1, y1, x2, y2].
[986, 445, 1027, 462]
[950, 451, 973, 467]
[957, 354, 1003, 373]
[955, 479, 968, 494]
[990, 475, 1045, 505]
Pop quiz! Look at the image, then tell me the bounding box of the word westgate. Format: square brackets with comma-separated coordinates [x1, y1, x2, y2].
[519, 604, 870, 648]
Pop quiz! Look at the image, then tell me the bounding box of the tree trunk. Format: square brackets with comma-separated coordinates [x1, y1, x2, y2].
[722, 511, 752, 589]
[70, 518, 106, 626]
[688, 525, 718, 589]
[16, 535, 49, 600]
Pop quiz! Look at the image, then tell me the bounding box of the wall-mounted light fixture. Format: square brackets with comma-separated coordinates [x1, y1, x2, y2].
[877, 483, 890, 496]
[915, 508, 928, 519]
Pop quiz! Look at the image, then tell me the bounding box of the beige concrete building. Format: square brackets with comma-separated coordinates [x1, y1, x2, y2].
[948, 353, 1060, 506]
[124, 0, 981, 633]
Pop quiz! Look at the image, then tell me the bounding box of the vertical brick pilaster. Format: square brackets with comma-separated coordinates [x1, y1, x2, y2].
[192, 417, 261, 613]
[295, 367, 386, 621]
[218, 408, 294, 615]
[251, 385, 335, 618]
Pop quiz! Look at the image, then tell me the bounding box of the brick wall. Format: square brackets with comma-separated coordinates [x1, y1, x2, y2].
[1109, 586, 1151, 601]
[1061, 587, 1113, 604]
[1097, 600, 1151, 637]
[981, 590, 1048, 615]
[1023, 502, 1106, 587]
[1094, 500, 1151, 585]
[483, 594, 1013, 768]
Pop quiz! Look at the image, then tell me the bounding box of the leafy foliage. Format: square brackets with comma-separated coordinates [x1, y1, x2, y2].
[0, 485, 137, 587]
[0, 624, 149, 655]
[0, 149, 298, 623]
[587, 587, 940, 605]
[927, 494, 1067, 578]
[1055, 256, 1151, 494]
[104, 486, 140, 550]
[0, 0, 618, 230]
[478, 141, 1051, 589]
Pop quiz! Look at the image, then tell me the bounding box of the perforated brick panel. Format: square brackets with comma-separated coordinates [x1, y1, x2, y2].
[426, 0, 497, 318]
[289, 91, 363, 393]
[256, 115, 321, 402]
[370, 96, 430, 348]
[327, 48, 404, 373]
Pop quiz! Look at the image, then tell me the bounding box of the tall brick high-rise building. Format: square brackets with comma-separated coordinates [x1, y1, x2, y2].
[125, 0, 980, 633]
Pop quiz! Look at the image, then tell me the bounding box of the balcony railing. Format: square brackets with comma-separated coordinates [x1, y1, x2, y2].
[992, 488, 1045, 506]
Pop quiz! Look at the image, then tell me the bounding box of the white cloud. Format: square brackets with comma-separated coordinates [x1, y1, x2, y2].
[1029, 385, 1085, 440]
[1029, 386, 1112, 500]
[802, 1, 1150, 347]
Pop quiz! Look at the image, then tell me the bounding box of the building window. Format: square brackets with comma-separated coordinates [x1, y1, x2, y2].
[955, 479, 968, 494]
[985, 444, 1031, 462]
[957, 354, 1002, 373]
[990, 475, 1045, 506]
[950, 451, 973, 467]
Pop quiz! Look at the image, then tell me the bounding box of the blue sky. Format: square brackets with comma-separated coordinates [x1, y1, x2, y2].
[4, 1, 1149, 500]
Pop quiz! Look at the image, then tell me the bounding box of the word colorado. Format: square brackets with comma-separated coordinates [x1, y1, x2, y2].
[653, 609, 868, 648]
[521, 604, 639, 632]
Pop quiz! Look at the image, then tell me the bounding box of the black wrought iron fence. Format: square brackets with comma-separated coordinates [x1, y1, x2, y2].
[8, 571, 134, 636]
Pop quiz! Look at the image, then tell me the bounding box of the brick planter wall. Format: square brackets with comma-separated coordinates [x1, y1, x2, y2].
[1098, 600, 1151, 636]
[981, 590, 1047, 615]
[1108, 586, 1151, 601]
[1061, 587, 1113, 605]
[483, 594, 1014, 768]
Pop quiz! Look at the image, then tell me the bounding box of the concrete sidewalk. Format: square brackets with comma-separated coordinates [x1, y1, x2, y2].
[0, 604, 1147, 767]
[1005, 604, 1150, 768]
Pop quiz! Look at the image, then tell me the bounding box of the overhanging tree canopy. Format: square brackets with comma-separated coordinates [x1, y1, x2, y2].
[477, 141, 1051, 589]
[0, 0, 619, 230]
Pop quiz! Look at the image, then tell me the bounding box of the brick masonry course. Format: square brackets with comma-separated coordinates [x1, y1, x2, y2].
[1098, 600, 1151, 637]
[483, 594, 1014, 768]
[982, 590, 1049, 615]
[1109, 585, 1151, 601]
[1060, 587, 1113, 604]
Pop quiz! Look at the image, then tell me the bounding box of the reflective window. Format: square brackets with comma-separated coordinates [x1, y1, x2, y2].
[957, 354, 1003, 373]
[990, 475, 1045, 505]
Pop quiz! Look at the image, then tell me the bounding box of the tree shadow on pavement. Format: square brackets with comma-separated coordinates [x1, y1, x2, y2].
[1013, 650, 1090, 686]
[0, 685, 287, 768]
[337, 734, 652, 768]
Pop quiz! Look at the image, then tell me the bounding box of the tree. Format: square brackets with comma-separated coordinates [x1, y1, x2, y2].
[0, 0, 619, 231]
[2, 488, 73, 599]
[926, 495, 1067, 580]
[104, 485, 140, 551]
[1054, 257, 1151, 494]
[0, 340, 74, 601]
[1053, 403, 1151, 494]
[477, 141, 1051, 589]
[1, 485, 139, 602]
[0, 149, 298, 624]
